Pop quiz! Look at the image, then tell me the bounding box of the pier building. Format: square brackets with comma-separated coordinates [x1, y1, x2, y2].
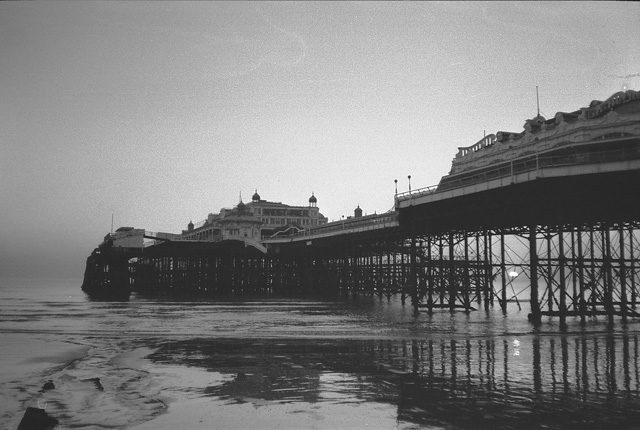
[110, 227, 145, 249]
[180, 191, 328, 241]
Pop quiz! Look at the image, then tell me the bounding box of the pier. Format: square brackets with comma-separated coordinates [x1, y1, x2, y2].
[82, 90, 640, 325]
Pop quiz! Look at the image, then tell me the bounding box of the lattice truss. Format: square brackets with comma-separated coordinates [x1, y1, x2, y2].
[530, 222, 640, 320]
[409, 222, 640, 320]
[413, 231, 495, 311]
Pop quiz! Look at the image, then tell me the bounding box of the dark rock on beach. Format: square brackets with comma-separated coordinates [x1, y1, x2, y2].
[17, 407, 58, 430]
[41, 380, 55, 392]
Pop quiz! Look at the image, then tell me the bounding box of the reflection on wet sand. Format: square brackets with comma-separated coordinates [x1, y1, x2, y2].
[148, 332, 640, 429]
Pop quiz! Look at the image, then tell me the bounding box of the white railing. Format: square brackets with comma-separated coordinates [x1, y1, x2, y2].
[263, 212, 399, 242]
[455, 134, 497, 158]
[396, 144, 640, 204]
[395, 184, 438, 200]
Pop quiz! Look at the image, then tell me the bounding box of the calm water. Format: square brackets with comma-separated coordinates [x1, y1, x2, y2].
[2, 278, 640, 429]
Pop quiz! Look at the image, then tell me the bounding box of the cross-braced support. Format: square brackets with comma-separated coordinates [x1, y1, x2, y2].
[527, 221, 640, 325]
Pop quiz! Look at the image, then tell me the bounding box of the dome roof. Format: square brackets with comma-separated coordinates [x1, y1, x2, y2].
[252, 189, 260, 201]
[308, 193, 317, 203]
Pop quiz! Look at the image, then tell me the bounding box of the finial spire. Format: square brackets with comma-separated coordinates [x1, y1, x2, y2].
[536, 85, 540, 117]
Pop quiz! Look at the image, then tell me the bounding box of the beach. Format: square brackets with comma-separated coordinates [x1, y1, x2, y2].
[3, 278, 640, 429]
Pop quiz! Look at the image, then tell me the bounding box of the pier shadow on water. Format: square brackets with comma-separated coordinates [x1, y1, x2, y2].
[147, 331, 640, 429]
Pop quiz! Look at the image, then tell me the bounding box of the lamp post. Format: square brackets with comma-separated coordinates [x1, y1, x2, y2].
[408, 175, 412, 194]
[394, 179, 398, 196]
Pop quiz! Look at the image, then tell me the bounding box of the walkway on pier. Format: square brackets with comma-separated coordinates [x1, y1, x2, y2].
[263, 212, 399, 245]
[144, 231, 267, 254]
[397, 144, 640, 210]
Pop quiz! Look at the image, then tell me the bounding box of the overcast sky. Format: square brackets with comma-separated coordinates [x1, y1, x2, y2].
[1, 1, 639, 279]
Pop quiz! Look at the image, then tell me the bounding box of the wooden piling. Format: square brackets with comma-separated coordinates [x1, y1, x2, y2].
[546, 233, 553, 314]
[448, 231, 456, 312]
[484, 231, 492, 310]
[426, 235, 434, 313]
[410, 235, 418, 311]
[463, 233, 471, 312]
[620, 225, 628, 321]
[604, 228, 614, 322]
[529, 225, 541, 325]
[475, 232, 482, 306]
[500, 232, 507, 314]
[630, 227, 637, 309]
[558, 227, 567, 329]
[577, 226, 586, 323]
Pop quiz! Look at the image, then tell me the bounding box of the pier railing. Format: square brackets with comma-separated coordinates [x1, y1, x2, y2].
[396, 144, 640, 203]
[455, 134, 497, 158]
[264, 212, 399, 243]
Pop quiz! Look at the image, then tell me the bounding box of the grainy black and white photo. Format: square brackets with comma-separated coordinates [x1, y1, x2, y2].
[2, 1, 640, 429]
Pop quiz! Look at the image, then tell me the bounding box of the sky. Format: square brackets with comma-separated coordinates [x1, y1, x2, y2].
[1, 1, 639, 279]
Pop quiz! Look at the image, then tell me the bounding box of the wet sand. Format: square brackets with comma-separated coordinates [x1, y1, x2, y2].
[0, 333, 91, 429]
[131, 395, 420, 430]
[4, 280, 640, 429]
[130, 355, 422, 430]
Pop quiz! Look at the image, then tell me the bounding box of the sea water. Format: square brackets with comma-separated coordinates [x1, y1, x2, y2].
[2, 277, 640, 429]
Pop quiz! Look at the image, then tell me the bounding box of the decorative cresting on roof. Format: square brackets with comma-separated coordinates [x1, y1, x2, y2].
[218, 199, 259, 222]
[456, 134, 497, 158]
[583, 89, 640, 119]
[451, 89, 640, 168]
